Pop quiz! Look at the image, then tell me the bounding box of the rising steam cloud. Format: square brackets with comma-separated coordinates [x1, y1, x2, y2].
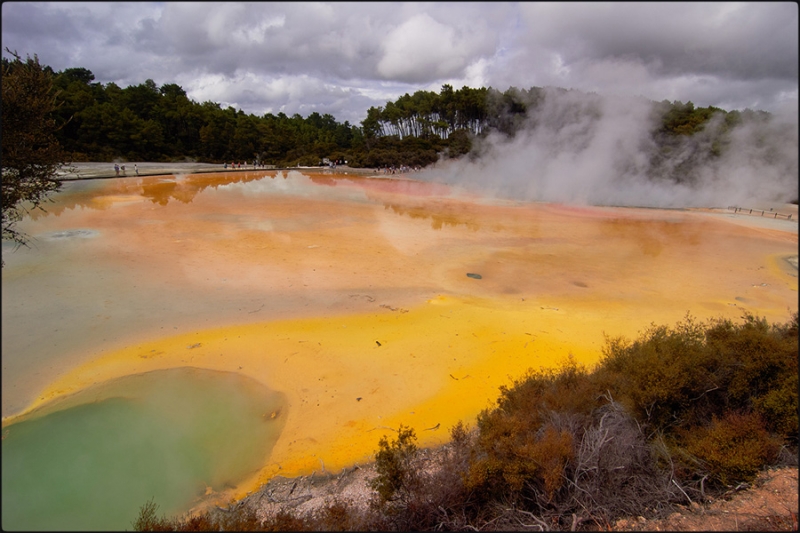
[419, 88, 798, 208]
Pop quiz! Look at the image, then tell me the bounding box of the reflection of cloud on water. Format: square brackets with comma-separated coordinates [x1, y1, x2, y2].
[41, 229, 100, 240]
[221, 171, 369, 203]
[243, 219, 276, 232]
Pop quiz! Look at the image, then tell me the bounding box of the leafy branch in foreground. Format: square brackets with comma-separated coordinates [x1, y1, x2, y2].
[1, 48, 70, 263]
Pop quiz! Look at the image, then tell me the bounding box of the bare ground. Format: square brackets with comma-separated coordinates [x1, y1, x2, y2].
[614, 467, 798, 531]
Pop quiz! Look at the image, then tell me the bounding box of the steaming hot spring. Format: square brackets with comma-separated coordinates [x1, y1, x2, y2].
[2, 169, 797, 530]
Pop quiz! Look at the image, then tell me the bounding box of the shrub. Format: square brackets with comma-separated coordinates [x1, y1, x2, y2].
[753, 370, 799, 438]
[470, 420, 573, 499]
[263, 509, 308, 531]
[568, 401, 681, 525]
[713, 314, 798, 439]
[597, 315, 722, 432]
[370, 424, 419, 505]
[680, 411, 782, 486]
[495, 355, 598, 419]
[310, 501, 368, 531]
[131, 499, 175, 531]
[597, 312, 798, 442]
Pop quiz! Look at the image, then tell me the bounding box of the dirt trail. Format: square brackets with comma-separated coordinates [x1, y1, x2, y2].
[614, 467, 799, 531]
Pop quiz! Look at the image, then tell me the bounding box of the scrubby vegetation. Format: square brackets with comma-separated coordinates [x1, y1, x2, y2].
[134, 312, 797, 531]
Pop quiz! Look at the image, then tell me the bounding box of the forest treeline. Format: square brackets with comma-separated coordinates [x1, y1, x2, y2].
[3, 56, 777, 174]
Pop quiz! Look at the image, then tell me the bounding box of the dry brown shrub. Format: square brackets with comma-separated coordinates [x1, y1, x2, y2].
[303, 499, 382, 531]
[566, 401, 682, 525]
[532, 425, 575, 499]
[131, 499, 176, 531]
[681, 411, 783, 487]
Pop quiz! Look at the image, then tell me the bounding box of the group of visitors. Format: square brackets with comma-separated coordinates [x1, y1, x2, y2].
[223, 161, 268, 170]
[113, 163, 139, 176]
[378, 164, 421, 175]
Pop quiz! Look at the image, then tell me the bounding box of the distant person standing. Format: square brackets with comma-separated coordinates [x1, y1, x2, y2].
[134, 164, 139, 176]
[120, 164, 126, 175]
[224, 162, 228, 169]
[114, 163, 119, 176]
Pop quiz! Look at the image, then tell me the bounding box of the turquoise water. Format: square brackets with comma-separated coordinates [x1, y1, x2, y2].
[2, 367, 286, 531]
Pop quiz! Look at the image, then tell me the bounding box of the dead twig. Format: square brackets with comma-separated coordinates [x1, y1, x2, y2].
[673, 478, 693, 505]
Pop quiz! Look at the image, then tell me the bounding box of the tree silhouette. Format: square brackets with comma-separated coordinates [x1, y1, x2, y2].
[1, 49, 70, 264]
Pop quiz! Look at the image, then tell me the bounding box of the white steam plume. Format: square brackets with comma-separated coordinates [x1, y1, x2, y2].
[418, 87, 798, 208]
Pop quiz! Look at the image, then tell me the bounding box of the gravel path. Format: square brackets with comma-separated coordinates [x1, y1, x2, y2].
[56, 162, 379, 180]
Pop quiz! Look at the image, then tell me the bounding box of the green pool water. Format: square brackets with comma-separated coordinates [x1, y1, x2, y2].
[2, 367, 286, 531]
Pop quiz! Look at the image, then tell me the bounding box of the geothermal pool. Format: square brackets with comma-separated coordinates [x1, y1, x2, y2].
[2, 169, 797, 530]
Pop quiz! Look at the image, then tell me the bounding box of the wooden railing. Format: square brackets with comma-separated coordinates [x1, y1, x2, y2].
[728, 206, 795, 220]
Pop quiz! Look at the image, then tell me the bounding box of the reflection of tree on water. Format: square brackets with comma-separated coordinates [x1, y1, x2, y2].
[384, 202, 482, 231]
[598, 217, 704, 258]
[140, 172, 268, 205]
[309, 174, 452, 197]
[28, 172, 273, 217]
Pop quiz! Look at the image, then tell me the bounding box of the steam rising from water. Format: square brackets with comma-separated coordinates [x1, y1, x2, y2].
[419, 88, 798, 207]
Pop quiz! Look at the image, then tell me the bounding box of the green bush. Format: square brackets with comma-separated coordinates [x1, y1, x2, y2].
[597, 313, 798, 442]
[597, 315, 721, 432]
[753, 371, 798, 437]
[705, 313, 799, 438]
[370, 424, 419, 505]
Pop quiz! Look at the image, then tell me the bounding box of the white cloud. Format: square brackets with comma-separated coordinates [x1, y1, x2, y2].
[377, 13, 469, 81]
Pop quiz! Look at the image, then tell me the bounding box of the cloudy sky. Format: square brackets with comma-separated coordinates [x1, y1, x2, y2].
[2, 2, 798, 125]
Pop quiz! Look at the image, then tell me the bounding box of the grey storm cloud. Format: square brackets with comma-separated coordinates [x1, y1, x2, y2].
[520, 3, 798, 81]
[2, 2, 797, 124]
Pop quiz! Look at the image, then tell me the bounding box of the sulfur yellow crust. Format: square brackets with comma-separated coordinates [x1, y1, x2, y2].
[8, 294, 605, 499]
